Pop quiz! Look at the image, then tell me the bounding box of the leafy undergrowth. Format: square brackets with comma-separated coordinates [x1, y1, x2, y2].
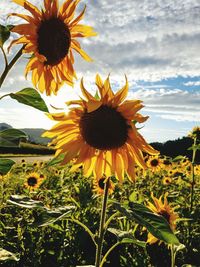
[0, 156, 200, 267]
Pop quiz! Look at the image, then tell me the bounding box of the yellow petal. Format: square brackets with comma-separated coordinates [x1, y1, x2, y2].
[71, 40, 93, 62]
[80, 78, 96, 101]
[112, 75, 128, 106]
[86, 100, 102, 113]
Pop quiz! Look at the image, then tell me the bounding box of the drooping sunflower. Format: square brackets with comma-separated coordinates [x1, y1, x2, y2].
[43, 74, 158, 182]
[93, 177, 115, 195]
[188, 126, 200, 140]
[146, 193, 179, 244]
[24, 172, 42, 190]
[9, 0, 97, 95]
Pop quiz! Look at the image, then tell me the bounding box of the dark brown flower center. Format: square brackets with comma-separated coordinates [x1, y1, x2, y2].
[150, 159, 159, 167]
[163, 159, 171, 166]
[37, 17, 71, 66]
[80, 105, 129, 150]
[27, 177, 37, 186]
[98, 178, 106, 190]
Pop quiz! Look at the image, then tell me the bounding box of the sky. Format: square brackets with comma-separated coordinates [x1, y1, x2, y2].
[0, 0, 200, 142]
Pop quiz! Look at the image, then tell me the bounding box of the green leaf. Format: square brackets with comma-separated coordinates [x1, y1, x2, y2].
[0, 248, 19, 262]
[172, 155, 186, 162]
[7, 195, 76, 227]
[7, 195, 45, 209]
[0, 159, 15, 175]
[34, 206, 76, 227]
[108, 228, 146, 248]
[0, 25, 13, 47]
[114, 202, 180, 245]
[46, 154, 64, 167]
[76, 266, 95, 267]
[0, 128, 28, 147]
[10, 88, 49, 112]
[188, 144, 200, 151]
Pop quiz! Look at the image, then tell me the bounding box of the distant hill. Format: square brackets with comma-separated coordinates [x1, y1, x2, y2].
[0, 123, 12, 130]
[0, 123, 51, 145]
[151, 137, 199, 163]
[0, 123, 199, 162]
[20, 128, 51, 145]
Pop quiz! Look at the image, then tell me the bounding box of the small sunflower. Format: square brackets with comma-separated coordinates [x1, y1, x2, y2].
[22, 163, 27, 168]
[9, 0, 97, 95]
[93, 177, 115, 195]
[147, 156, 163, 173]
[39, 173, 45, 179]
[162, 177, 172, 185]
[43, 74, 158, 182]
[146, 193, 178, 244]
[24, 172, 42, 190]
[162, 157, 172, 169]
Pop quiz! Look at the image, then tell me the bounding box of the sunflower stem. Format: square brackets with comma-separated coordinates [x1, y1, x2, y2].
[188, 137, 197, 247]
[99, 241, 121, 267]
[190, 137, 196, 214]
[0, 93, 10, 101]
[95, 177, 110, 267]
[0, 46, 24, 88]
[170, 244, 175, 267]
[68, 218, 97, 247]
[0, 46, 8, 67]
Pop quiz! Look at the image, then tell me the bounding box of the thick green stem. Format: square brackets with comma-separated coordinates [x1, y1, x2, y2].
[190, 138, 196, 214]
[95, 178, 110, 267]
[68, 218, 97, 247]
[0, 46, 24, 88]
[100, 241, 121, 267]
[0, 46, 8, 67]
[170, 245, 175, 267]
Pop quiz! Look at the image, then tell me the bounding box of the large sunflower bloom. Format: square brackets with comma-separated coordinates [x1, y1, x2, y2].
[9, 0, 97, 95]
[43, 74, 158, 182]
[146, 193, 179, 244]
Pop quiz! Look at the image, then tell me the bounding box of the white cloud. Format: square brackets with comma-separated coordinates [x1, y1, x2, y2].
[128, 87, 200, 122]
[0, 0, 199, 142]
[184, 81, 200, 86]
[0, 0, 199, 81]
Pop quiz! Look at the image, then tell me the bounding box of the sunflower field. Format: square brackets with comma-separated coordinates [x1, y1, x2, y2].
[0, 0, 200, 266]
[0, 152, 200, 267]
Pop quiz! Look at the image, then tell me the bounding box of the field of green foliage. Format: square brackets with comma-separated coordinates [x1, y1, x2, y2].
[0, 154, 200, 267]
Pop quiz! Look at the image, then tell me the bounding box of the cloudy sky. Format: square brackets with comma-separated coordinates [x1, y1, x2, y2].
[0, 0, 200, 142]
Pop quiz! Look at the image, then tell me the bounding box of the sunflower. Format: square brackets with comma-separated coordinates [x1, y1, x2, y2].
[188, 126, 200, 140]
[162, 157, 172, 169]
[162, 177, 172, 185]
[43, 74, 158, 182]
[24, 172, 42, 190]
[93, 177, 115, 195]
[146, 193, 178, 244]
[147, 156, 163, 173]
[9, 0, 97, 95]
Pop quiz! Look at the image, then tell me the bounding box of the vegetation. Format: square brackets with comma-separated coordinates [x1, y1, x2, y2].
[0, 142, 54, 156]
[0, 154, 199, 267]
